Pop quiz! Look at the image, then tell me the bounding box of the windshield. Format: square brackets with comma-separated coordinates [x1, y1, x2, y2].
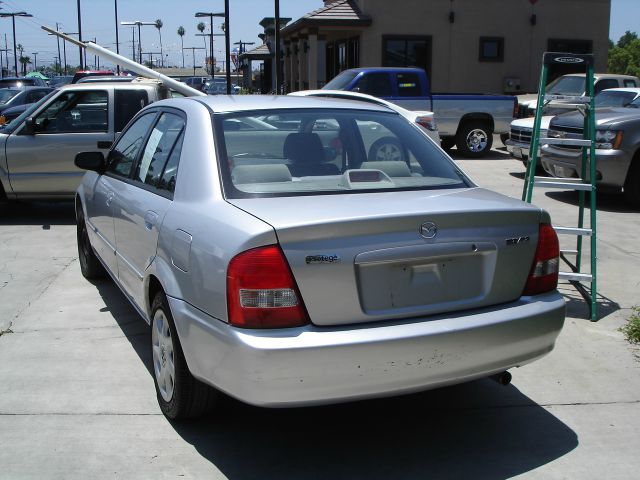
[323, 71, 359, 90]
[0, 91, 56, 134]
[0, 89, 20, 105]
[546, 76, 586, 96]
[216, 108, 469, 198]
[626, 97, 640, 108]
[595, 90, 638, 107]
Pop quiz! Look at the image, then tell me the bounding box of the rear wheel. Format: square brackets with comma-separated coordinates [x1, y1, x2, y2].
[368, 137, 407, 162]
[456, 121, 493, 158]
[151, 292, 217, 419]
[76, 203, 106, 279]
[623, 157, 640, 209]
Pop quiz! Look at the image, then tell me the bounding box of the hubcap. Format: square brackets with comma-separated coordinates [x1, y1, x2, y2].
[466, 129, 488, 152]
[152, 310, 175, 402]
[373, 143, 402, 162]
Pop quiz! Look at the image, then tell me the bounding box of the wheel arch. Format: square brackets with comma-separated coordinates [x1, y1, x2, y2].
[456, 113, 495, 136]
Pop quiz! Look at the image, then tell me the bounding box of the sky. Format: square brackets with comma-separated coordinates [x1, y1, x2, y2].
[0, 0, 637, 70]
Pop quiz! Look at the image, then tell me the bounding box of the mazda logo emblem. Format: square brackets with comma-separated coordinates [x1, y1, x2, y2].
[420, 222, 437, 239]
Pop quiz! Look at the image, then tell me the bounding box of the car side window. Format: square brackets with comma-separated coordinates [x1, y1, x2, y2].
[594, 79, 619, 94]
[356, 73, 392, 97]
[623, 79, 638, 88]
[33, 90, 108, 133]
[134, 112, 185, 188]
[107, 113, 157, 178]
[114, 89, 150, 132]
[158, 130, 184, 193]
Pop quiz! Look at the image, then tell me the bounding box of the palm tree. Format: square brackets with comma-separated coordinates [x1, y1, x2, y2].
[19, 55, 31, 76]
[177, 26, 185, 68]
[197, 21, 207, 65]
[155, 19, 164, 67]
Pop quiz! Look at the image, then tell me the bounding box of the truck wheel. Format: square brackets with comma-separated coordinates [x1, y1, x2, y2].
[76, 203, 106, 280]
[368, 137, 407, 162]
[151, 291, 218, 419]
[500, 133, 509, 146]
[623, 157, 640, 209]
[456, 122, 494, 158]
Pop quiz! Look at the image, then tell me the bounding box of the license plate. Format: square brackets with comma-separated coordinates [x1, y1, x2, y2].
[512, 147, 522, 159]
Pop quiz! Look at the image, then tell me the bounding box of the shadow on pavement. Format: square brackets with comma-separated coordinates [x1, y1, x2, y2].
[544, 190, 638, 213]
[0, 201, 75, 226]
[91, 253, 579, 479]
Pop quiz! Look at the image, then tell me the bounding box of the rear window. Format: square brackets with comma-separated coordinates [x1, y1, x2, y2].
[216, 108, 468, 198]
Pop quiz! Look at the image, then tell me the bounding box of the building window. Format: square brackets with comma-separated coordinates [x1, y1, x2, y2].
[479, 37, 504, 62]
[382, 36, 431, 75]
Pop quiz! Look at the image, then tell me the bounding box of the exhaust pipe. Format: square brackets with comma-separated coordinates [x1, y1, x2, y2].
[490, 371, 512, 386]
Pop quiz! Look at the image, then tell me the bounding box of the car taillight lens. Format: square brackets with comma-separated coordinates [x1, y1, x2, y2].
[523, 224, 559, 296]
[227, 245, 309, 328]
[416, 115, 437, 132]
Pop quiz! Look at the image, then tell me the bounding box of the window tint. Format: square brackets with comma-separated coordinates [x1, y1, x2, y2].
[107, 113, 156, 178]
[115, 89, 149, 132]
[396, 72, 421, 97]
[356, 73, 392, 97]
[623, 79, 638, 88]
[33, 90, 108, 133]
[159, 131, 184, 193]
[135, 112, 185, 187]
[595, 79, 620, 94]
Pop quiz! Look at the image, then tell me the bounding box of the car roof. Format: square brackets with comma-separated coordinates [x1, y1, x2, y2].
[564, 73, 639, 80]
[56, 80, 160, 91]
[601, 87, 640, 94]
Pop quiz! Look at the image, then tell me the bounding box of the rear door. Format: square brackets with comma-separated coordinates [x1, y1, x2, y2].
[111, 110, 186, 309]
[5, 88, 113, 197]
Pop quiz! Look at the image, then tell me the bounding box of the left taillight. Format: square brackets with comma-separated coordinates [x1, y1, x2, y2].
[416, 115, 437, 132]
[522, 224, 559, 296]
[226, 245, 309, 328]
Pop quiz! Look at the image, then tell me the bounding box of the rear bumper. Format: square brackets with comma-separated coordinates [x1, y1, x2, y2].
[170, 292, 565, 407]
[541, 146, 631, 188]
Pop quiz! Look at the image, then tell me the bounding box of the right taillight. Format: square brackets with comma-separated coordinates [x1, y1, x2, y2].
[227, 245, 309, 329]
[522, 224, 559, 296]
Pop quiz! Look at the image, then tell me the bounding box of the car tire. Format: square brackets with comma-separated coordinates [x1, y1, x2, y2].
[368, 136, 407, 162]
[76, 203, 106, 280]
[151, 291, 217, 419]
[623, 157, 640, 209]
[455, 121, 494, 158]
[500, 133, 509, 146]
[440, 137, 455, 151]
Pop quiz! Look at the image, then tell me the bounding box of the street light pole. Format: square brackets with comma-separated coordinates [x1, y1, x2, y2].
[77, 0, 83, 69]
[0, 12, 33, 77]
[31, 52, 38, 71]
[114, 0, 120, 74]
[195, 12, 225, 80]
[275, 0, 281, 94]
[224, 0, 231, 94]
[121, 21, 156, 64]
[55, 23, 62, 74]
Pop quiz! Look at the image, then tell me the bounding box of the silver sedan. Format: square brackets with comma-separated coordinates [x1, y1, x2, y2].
[74, 95, 565, 419]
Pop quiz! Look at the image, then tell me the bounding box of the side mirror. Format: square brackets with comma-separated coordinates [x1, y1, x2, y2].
[75, 151, 106, 173]
[23, 117, 36, 135]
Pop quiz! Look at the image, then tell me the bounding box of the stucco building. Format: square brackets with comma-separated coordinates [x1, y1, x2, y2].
[258, 0, 611, 94]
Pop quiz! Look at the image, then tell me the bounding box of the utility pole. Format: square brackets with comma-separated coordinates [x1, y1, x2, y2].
[195, 12, 224, 79]
[121, 21, 155, 64]
[275, 0, 281, 94]
[114, 0, 120, 74]
[55, 23, 62, 75]
[224, 0, 231, 94]
[31, 52, 38, 71]
[77, 0, 83, 69]
[0, 11, 34, 77]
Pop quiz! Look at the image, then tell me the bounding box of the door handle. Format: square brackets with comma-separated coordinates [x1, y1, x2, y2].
[97, 141, 112, 149]
[105, 191, 115, 207]
[144, 211, 159, 231]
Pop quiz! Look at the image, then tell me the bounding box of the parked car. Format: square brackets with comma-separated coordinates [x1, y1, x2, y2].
[184, 76, 210, 92]
[71, 70, 115, 83]
[517, 73, 640, 118]
[323, 67, 516, 157]
[541, 94, 640, 207]
[0, 87, 53, 121]
[289, 89, 440, 144]
[49, 75, 74, 88]
[506, 88, 640, 166]
[0, 76, 48, 88]
[74, 95, 565, 419]
[76, 76, 135, 84]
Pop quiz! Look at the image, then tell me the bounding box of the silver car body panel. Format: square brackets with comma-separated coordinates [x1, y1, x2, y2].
[77, 95, 565, 407]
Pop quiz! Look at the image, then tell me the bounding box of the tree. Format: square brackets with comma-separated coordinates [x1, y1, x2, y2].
[608, 31, 640, 77]
[177, 26, 185, 68]
[155, 19, 164, 67]
[19, 55, 31, 76]
[197, 21, 207, 68]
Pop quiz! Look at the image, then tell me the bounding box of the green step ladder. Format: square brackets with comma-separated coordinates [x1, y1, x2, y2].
[522, 52, 598, 321]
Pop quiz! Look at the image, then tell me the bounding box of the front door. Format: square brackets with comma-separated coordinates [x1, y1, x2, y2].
[5, 88, 112, 197]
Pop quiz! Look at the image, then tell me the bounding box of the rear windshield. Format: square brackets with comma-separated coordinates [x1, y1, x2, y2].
[216, 108, 469, 198]
[595, 90, 638, 107]
[546, 76, 585, 96]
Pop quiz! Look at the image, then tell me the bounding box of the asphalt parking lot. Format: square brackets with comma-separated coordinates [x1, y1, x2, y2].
[1, 140, 639, 479]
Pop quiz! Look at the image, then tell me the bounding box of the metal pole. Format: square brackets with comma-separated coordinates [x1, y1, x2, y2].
[56, 23, 62, 75]
[11, 16, 18, 76]
[275, 0, 281, 94]
[131, 27, 135, 61]
[63, 36, 67, 74]
[225, 0, 231, 94]
[77, 0, 84, 69]
[138, 23, 142, 64]
[32, 52, 37, 70]
[4, 35, 8, 75]
[114, 0, 120, 74]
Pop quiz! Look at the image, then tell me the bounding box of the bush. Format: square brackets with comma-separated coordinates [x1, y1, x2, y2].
[620, 306, 640, 344]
